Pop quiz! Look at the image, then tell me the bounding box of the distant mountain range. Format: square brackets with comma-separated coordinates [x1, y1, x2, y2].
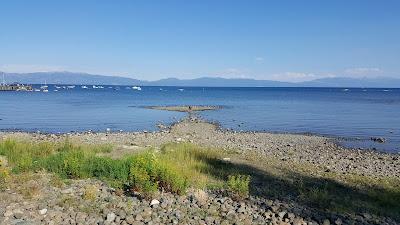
[1, 71, 400, 88]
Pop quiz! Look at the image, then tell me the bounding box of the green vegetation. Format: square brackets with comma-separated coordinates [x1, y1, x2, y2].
[0, 157, 10, 190]
[0, 139, 249, 198]
[227, 174, 251, 198]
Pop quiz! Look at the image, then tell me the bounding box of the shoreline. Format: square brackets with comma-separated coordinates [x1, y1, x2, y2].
[0, 115, 398, 155]
[1, 116, 399, 179]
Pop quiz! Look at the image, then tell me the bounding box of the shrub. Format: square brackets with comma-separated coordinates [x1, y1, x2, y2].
[0, 140, 224, 198]
[227, 174, 251, 198]
[83, 184, 98, 201]
[42, 150, 89, 178]
[127, 151, 188, 197]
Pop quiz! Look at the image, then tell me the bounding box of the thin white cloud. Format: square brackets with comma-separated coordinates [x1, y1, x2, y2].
[268, 72, 320, 82]
[344, 67, 383, 77]
[0, 64, 66, 73]
[254, 57, 264, 62]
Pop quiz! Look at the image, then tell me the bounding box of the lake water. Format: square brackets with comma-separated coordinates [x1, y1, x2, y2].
[0, 86, 399, 153]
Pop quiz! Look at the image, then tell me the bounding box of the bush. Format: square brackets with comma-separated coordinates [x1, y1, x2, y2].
[127, 152, 188, 197]
[227, 174, 251, 198]
[43, 149, 89, 178]
[0, 140, 229, 198]
[83, 184, 98, 201]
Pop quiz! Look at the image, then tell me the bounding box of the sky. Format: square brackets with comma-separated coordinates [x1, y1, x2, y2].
[0, 0, 399, 82]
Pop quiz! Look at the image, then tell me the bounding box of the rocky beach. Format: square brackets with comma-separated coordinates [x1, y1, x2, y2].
[1, 115, 400, 225]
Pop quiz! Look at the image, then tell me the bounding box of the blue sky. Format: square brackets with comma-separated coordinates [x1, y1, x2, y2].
[0, 0, 399, 81]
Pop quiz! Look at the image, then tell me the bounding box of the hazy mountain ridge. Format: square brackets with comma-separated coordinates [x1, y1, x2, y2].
[1, 72, 145, 85]
[1, 71, 399, 88]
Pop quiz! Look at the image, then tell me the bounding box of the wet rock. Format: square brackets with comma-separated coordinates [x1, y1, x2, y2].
[371, 137, 386, 143]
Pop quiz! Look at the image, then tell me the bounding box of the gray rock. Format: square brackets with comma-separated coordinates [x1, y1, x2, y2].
[106, 213, 116, 222]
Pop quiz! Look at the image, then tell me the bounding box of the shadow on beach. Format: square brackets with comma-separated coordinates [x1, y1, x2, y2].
[197, 155, 400, 222]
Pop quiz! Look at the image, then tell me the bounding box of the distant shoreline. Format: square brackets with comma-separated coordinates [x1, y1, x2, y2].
[2, 71, 400, 88]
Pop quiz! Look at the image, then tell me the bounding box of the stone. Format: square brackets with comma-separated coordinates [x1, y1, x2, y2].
[278, 211, 287, 218]
[150, 199, 160, 206]
[135, 214, 143, 221]
[125, 215, 135, 224]
[106, 213, 116, 222]
[13, 210, 24, 219]
[335, 218, 343, 225]
[370, 137, 385, 143]
[61, 188, 73, 194]
[323, 219, 331, 225]
[39, 208, 48, 215]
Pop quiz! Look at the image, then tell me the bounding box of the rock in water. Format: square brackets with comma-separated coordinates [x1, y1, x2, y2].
[370, 137, 386, 143]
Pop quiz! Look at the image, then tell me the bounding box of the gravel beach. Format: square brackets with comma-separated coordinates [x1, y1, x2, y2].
[1, 117, 399, 225]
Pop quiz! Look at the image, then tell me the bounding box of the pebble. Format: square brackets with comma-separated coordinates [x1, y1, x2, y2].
[39, 208, 47, 215]
[150, 199, 160, 206]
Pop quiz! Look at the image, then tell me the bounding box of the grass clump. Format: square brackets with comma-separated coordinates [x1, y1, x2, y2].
[0, 157, 10, 190]
[83, 184, 98, 201]
[227, 174, 251, 198]
[0, 139, 250, 198]
[0, 139, 199, 197]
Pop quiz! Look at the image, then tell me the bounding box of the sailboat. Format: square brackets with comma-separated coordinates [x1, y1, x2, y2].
[40, 80, 49, 92]
[40, 80, 48, 90]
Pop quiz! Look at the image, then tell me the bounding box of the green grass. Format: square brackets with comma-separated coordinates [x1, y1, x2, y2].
[0, 139, 245, 198]
[227, 174, 251, 199]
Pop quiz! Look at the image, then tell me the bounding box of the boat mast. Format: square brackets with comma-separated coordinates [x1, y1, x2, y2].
[1, 72, 5, 86]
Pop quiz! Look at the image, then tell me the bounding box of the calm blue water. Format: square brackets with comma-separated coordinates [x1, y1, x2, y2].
[1, 86, 399, 153]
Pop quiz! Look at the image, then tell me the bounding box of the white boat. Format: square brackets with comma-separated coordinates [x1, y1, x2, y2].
[132, 86, 142, 91]
[81, 85, 88, 89]
[67, 85, 75, 89]
[34, 89, 41, 92]
[42, 89, 49, 93]
[54, 90, 58, 92]
[178, 88, 184, 92]
[40, 80, 48, 90]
